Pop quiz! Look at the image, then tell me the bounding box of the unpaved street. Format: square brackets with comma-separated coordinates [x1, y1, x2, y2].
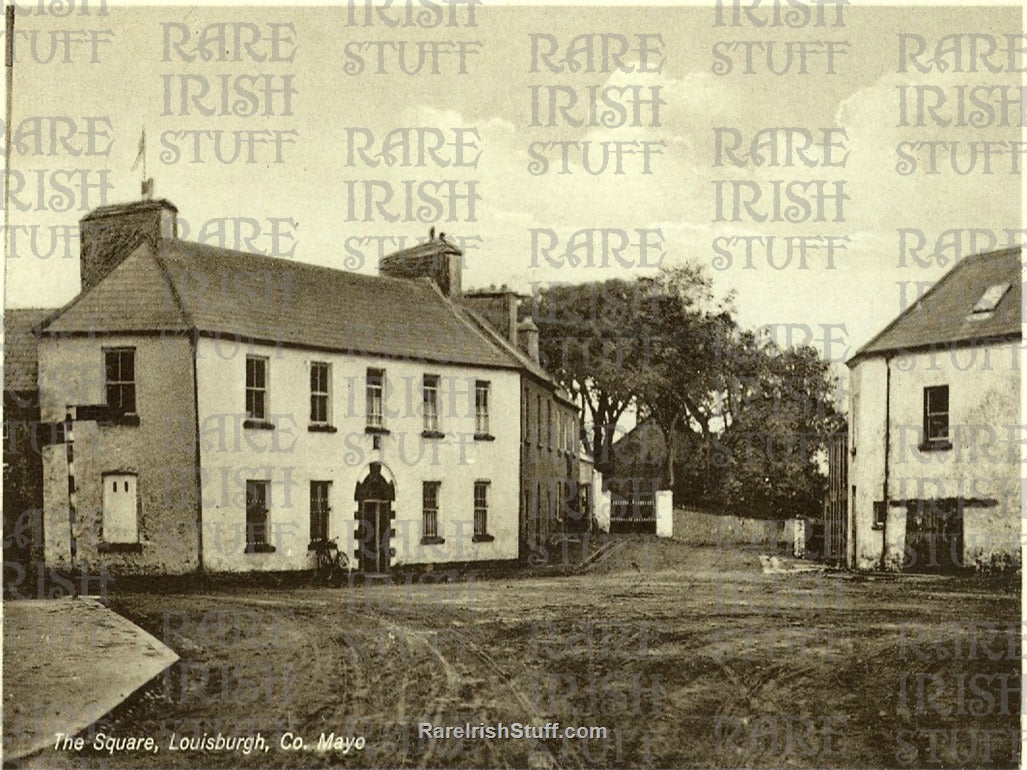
[17, 538, 1021, 769]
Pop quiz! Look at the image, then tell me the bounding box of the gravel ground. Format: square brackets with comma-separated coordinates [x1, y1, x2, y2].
[12, 537, 1020, 769]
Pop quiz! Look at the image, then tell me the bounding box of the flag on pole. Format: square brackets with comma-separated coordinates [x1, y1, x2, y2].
[131, 128, 145, 172]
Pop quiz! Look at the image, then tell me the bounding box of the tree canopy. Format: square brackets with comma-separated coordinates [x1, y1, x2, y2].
[531, 263, 839, 519]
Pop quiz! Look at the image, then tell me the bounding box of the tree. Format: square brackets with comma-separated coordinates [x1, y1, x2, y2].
[712, 335, 838, 519]
[531, 279, 652, 474]
[633, 265, 733, 494]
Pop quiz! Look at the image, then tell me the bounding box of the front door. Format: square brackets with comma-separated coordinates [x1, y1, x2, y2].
[358, 500, 391, 573]
[905, 501, 964, 571]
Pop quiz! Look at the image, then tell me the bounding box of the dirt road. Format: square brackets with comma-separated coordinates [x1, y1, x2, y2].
[14, 538, 1020, 768]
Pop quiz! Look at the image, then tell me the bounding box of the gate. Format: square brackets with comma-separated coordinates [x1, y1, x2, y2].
[610, 494, 656, 534]
[824, 430, 848, 563]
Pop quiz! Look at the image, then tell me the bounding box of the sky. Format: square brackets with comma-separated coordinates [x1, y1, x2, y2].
[3, 3, 1022, 388]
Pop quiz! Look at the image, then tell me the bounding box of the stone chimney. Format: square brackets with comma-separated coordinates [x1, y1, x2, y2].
[518, 317, 540, 363]
[379, 228, 463, 298]
[462, 285, 520, 345]
[79, 199, 177, 294]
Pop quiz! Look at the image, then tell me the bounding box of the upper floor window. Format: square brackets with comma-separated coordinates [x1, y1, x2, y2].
[366, 368, 384, 429]
[923, 385, 950, 449]
[246, 356, 268, 420]
[104, 348, 136, 415]
[310, 362, 331, 425]
[523, 388, 530, 444]
[423, 375, 440, 433]
[475, 380, 490, 436]
[547, 400, 553, 449]
[536, 394, 542, 446]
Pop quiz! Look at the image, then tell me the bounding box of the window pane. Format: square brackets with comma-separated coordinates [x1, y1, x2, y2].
[928, 386, 948, 414]
[123, 384, 136, 414]
[928, 414, 949, 440]
[120, 350, 134, 381]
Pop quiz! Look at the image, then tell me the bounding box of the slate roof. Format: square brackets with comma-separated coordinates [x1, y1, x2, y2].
[850, 246, 1023, 363]
[455, 303, 575, 406]
[44, 240, 522, 371]
[4, 308, 57, 391]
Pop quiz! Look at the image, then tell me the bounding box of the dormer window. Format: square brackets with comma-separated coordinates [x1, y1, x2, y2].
[969, 282, 1010, 318]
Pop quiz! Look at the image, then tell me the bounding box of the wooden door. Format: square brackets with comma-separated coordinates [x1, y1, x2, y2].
[358, 500, 391, 573]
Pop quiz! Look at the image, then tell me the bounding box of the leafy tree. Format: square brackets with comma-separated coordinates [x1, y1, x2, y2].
[633, 265, 733, 494]
[711, 334, 838, 518]
[531, 279, 652, 474]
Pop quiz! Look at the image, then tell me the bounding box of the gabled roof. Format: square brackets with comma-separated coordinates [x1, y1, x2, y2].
[44, 240, 521, 371]
[455, 302, 575, 406]
[849, 246, 1022, 364]
[4, 308, 59, 391]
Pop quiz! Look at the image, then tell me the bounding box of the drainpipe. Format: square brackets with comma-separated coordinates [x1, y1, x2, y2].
[881, 356, 892, 571]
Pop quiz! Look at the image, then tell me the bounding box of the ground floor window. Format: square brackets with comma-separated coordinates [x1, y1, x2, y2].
[102, 473, 138, 543]
[473, 481, 493, 541]
[310, 481, 331, 542]
[246, 480, 273, 552]
[423, 481, 441, 542]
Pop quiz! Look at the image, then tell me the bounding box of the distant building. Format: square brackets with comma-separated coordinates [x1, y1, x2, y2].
[35, 199, 580, 575]
[845, 246, 1021, 571]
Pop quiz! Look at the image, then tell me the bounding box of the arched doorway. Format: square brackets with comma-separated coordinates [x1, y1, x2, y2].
[354, 462, 395, 573]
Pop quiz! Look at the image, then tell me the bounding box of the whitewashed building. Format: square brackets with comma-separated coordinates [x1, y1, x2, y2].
[845, 246, 1021, 571]
[38, 199, 529, 575]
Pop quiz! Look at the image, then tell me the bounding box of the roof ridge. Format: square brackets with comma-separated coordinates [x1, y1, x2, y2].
[162, 238, 432, 290]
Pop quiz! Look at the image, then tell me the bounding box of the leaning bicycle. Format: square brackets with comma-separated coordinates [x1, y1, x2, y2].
[311, 537, 349, 586]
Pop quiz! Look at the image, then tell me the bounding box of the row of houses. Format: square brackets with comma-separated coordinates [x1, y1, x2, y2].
[4, 197, 586, 576]
[3, 198, 1021, 575]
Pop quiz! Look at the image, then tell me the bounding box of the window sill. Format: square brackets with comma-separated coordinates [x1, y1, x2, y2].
[919, 440, 952, 452]
[871, 523, 884, 531]
[244, 543, 276, 554]
[365, 426, 390, 436]
[308, 424, 338, 433]
[420, 535, 446, 545]
[474, 433, 495, 442]
[243, 419, 274, 430]
[472, 534, 495, 543]
[98, 542, 142, 554]
[421, 430, 446, 439]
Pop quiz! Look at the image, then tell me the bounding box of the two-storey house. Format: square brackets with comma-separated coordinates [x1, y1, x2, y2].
[845, 246, 1021, 571]
[38, 199, 526, 575]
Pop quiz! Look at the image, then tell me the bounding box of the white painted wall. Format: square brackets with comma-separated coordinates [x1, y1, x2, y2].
[848, 341, 1021, 570]
[655, 490, 673, 537]
[194, 338, 521, 572]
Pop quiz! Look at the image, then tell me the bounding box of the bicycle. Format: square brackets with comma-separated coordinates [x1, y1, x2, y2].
[311, 537, 349, 586]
